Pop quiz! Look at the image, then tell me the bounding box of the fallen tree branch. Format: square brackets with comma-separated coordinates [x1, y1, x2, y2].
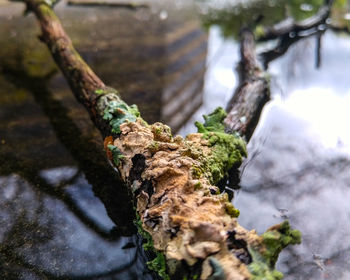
[18, 0, 301, 279]
[224, 29, 270, 142]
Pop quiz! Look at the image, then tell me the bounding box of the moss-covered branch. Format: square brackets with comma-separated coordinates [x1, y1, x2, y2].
[19, 1, 301, 279]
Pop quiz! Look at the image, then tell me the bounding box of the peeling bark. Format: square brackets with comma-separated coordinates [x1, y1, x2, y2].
[17, 0, 301, 279]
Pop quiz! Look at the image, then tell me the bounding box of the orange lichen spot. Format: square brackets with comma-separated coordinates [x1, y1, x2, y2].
[104, 135, 114, 160]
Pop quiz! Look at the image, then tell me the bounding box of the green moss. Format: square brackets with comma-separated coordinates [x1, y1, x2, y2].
[183, 274, 199, 280]
[148, 141, 160, 154]
[225, 202, 240, 218]
[261, 221, 302, 267]
[154, 126, 163, 135]
[248, 221, 301, 280]
[195, 107, 247, 185]
[195, 107, 227, 133]
[181, 143, 201, 159]
[254, 25, 266, 39]
[151, 123, 173, 142]
[248, 257, 283, 280]
[191, 166, 203, 179]
[134, 211, 154, 251]
[133, 211, 170, 279]
[95, 88, 108, 95]
[194, 182, 202, 190]
[147, 252, 170, 280]
[107, 144, 124, 166]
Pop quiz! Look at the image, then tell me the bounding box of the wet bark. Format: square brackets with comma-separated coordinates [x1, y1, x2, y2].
[224, 29, 270, 142]
[17, 0, 301, 279]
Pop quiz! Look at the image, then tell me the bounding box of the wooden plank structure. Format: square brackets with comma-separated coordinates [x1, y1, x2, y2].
[0, 2, 207, 171]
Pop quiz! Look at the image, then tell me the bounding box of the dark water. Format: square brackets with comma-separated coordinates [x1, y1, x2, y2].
[1, 0, 350, 279]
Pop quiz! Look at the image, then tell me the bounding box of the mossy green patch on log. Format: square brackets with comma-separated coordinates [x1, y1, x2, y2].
[261, 221, 302, 267]
[195, 107, 247, 185]
[248, 221, 302, 280]
[147, 252, 170, 280]
[225, 201, 240, 218]
[134, 211, 170, 280]
[195, 107, 227, 133]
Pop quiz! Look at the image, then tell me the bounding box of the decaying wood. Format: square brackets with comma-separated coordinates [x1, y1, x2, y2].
[224, 29, 270, 142]
[18, 0, 301, 279]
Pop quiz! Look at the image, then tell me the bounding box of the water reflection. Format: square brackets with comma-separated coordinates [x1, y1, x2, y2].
[0, 173, 144, 279]
[0, 42, 149, 277]
[235, 29, 350, 280]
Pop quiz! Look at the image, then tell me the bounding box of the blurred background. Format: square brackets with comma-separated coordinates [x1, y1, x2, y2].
[1, 0, 350, 279]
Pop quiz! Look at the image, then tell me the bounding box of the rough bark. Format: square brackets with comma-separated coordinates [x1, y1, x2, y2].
[224, 29, 270, 142]
[18, 1, 301, 279]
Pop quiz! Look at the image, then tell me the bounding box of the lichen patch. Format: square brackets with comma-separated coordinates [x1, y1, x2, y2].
[104, 108, 300, 280]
